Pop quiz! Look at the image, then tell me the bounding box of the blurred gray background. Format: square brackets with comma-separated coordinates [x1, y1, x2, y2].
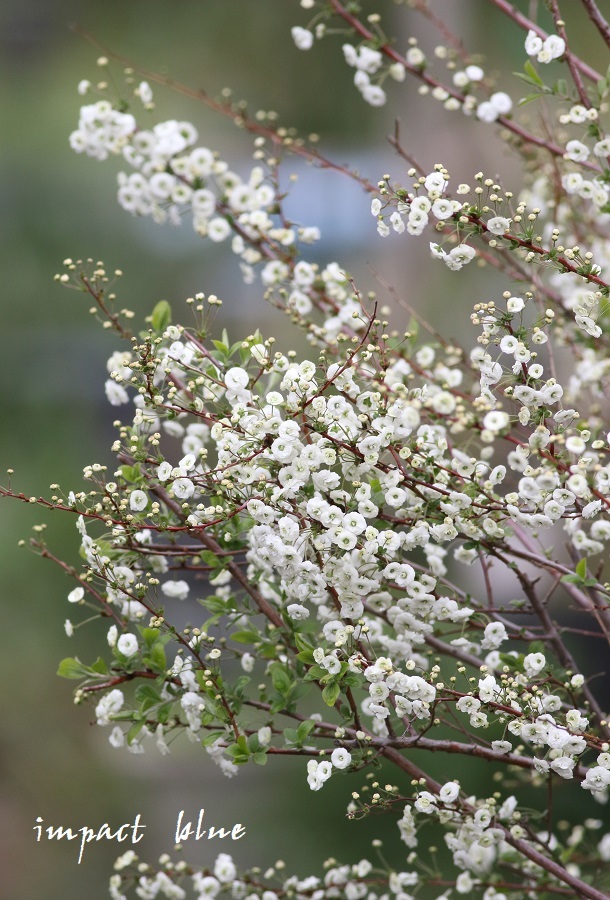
[2, 2, 609, 898]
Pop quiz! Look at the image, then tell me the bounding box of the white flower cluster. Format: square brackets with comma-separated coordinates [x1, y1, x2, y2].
[70, 96, 322, 288]
[69, 100, 136, 160]
[525, 30, 565, 64]
[342, 43, 387, 107]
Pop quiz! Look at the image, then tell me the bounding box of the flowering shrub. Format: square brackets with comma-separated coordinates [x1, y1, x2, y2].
[5, 1, 610, 898]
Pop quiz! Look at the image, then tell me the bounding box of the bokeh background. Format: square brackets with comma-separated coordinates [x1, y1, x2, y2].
[2, 2, 610, 898]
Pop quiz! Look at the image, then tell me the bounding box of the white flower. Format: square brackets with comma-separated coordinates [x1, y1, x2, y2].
[550, 757, 576, 779]
[523, 652, 546, 677]
[291, 26, 314, 50]
[538, 34, 565, 63]
[465, 64, 484, 81]
[431, 198, 455, 220]
[258, 726, 272, 746]
[331, 748, 352, 769]
[241, 653, 254, 673]
[564, 140, 590, 162]
[582, 766, 610, 793]
[445, 244, 475, 269]
[361, 84, 387, 107]
[525, 29, 543, 56]
[371, 197, 382, 216]
[594, 138, 610, 156]
[95, 689, 125, 726]
[491, 740, 512, 754]
[483, 410, 509, 432]
[108, 729, 126, 755]
[490, 91, 512, 114]
[137, 81, 153, 104]
[129, 490, 148, 512]
[117, 633, 139, 657]
[406, 46, 425, 67]
[214, 854, 237, 884]
[161, 579, 190, 601]
[287, 603, 309, 620]
[414, 791, 437, 814]
[158, 461, 173, 481]
[225, 367, 249, 390]
[207, 217, 231, 242]
[105, 379, 129, 406]
[424, 172, 447, 194]
[172, 477, 195, 499]
[506, 295, 525, 313]
[486, 216, 510, 234]
[481, 622, 508, 649]
[439, 781, 460, 803]
[478, 674, 500, 702]
[476, 101, 499, 123]
[599, 834, 610, 862]
[68, 586, 85, 603]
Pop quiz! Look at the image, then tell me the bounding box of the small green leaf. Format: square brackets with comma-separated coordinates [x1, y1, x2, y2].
[322, 682, 341, 707]
[294, 633, 314, 653]
[151, 300, 172, 332]
[89, 656, 109, 675]
[252, 751, 268, 765]
[524, 60, 544, 86]
[561, 573, 583, 585]
[200, 550, 221, 568]
[518, 92, 543, 107]
[283, 727, 299, 745]
[576, 558, 587, 579]
[57, 657, 90, 679]
[201, 730, 226, 747]
[135, 684, 162, 707]
[296, 720, 316, 743]
[270, 663, 292, 694]
[231, 630, 259, 644]
[127, 721, 145, 745]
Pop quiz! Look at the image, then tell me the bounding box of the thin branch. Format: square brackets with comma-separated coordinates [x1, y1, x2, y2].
[580, 0, 610, 49]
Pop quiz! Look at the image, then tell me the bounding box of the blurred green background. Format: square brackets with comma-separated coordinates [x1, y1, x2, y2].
[2, 2, 609, 898]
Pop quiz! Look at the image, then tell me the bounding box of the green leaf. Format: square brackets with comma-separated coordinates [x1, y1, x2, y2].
[252, 751, 268, 765]
[270, 663, 292, 695]
[90, 656, 109, 675]
[200, 550, 221, 568]
[296, 719, 316, 743]
[576, 558, 587, 579]
[322, 682, 341, 707]
[294, 633, 315, 653]
[201, 730, 226, 747]
[518, 92, 543, 107]
[231, 630, 259, 644]
[151, 300, 172, 333]
[283, 727, 299, 745]
[148, 642, 167, 672]
[524, 60, 544, 86]
[57, 657, 90, 679]
[126, 721, 145, 745]
[120, 464, 140, 483]
[296, 649, 315, 664]
[303, 664, 326, 681]
[561, 573, 584, 585]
